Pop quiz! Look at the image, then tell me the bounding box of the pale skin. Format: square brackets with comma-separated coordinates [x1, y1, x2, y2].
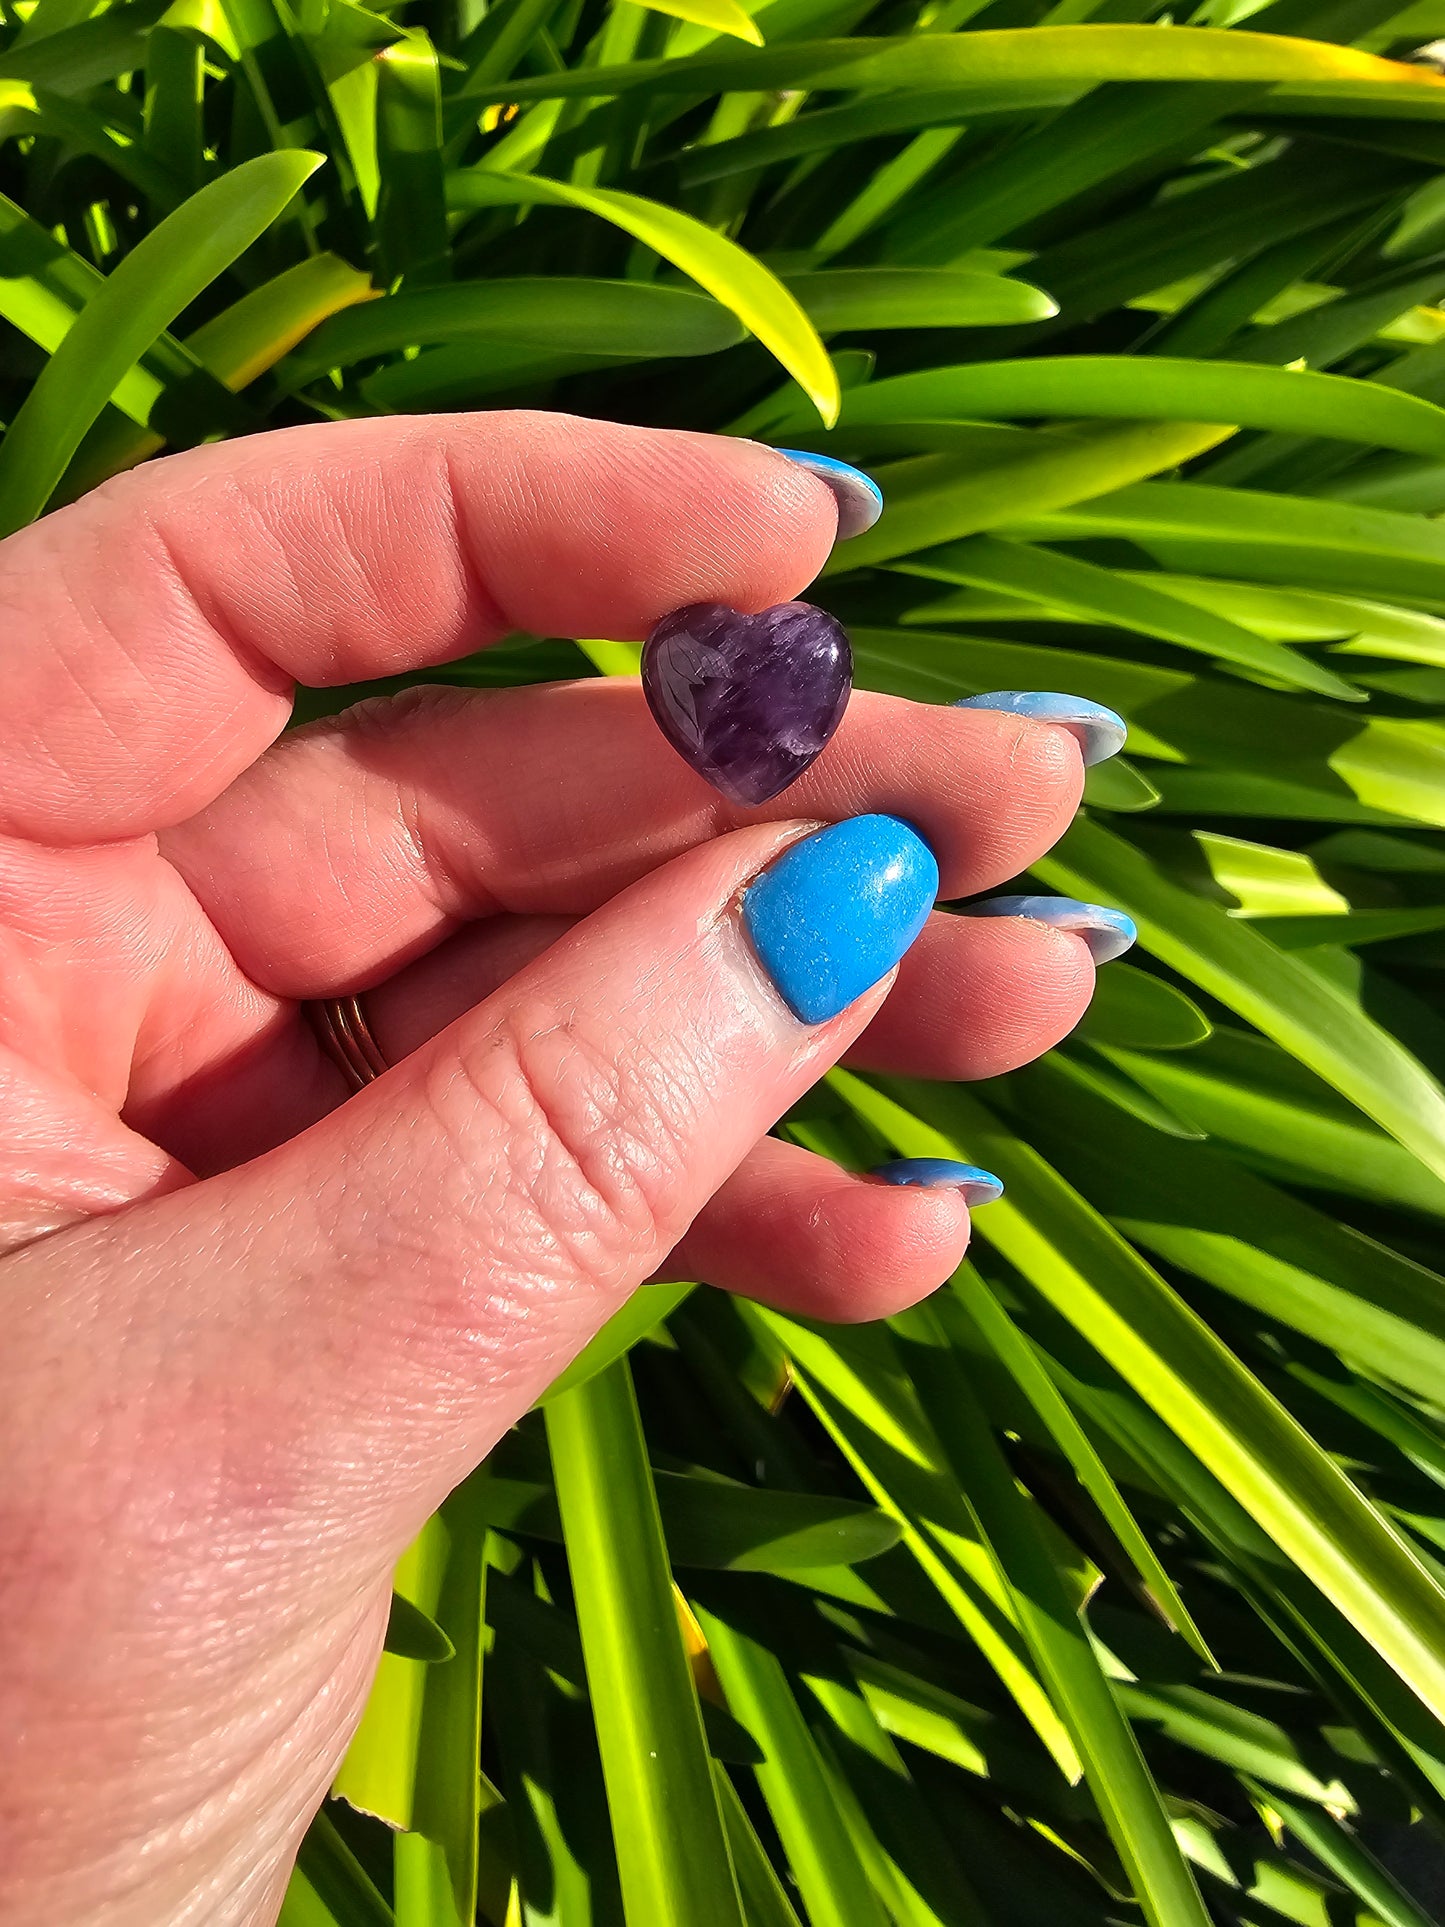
[0, 412, 1098, 1925]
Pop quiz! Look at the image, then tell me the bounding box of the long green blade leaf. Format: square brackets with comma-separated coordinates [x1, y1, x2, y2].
[835, 1071, 1445, 1730]
[546, 1361, 746, 1927]
[447, 170, 839, 424]
[0, 149, 322, 534]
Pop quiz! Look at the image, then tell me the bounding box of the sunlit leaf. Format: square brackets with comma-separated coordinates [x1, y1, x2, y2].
[836, 1072, 1445, 1730]
[820, 355, 1445, 461]
[446, 170, 840, 423]
[0, 150, 322, 534]
[632, 0, 764, 45]
[469, 26, 1445, 103]
[547, 1363, 746, 1927]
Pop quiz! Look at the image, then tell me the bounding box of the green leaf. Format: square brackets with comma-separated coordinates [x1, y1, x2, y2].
[360, 341, 621, 411]
[840, 1072, 1445, 1733]
[892, 1302, 1214, 1927]
[384, 1591, 455, 1664]
[283, 280, 742, 384]
[396, 1475, 493, 1927]
[823, 421, 1238, 575]
[1014, 1054, 1445, 1407]
[333, 1513, 452, 1828]
[479, 1467, 902, 1570]
[486, 1593, 623, 1927]
[538, 1282, 693, 1403]
[715, 1768, 805, 1927]
[745, 1306, 1084, 1780]
[845, 1650, 1027, 1783]
[669, 86, 1069, 187]
[1101, 1027, 1445, 1217]
[1020, 478, 1445, 607]
[1059, 1041, 1209, 1140]
[0, 79, 183, 206]
[1185, 831, 1353, 918]
[1113, 1682, 1360, 1806]
[0, 188, 249, 442]
[632, 0, 764, 44]
[1019, 145, 1417, 335]
[12, 0, 111, 48]
[284, 1809, 395, 1927]
[546, 1361, 746, 1927]
[800, 1660, 992, 1923]
[0, 150, 322, 535]
[469, 25, 1445, 103]
[1035, 814, 1445, 1181]
[696, 1602, 893, 1927]
[893, 531, 1363, 698]
[0, 0, 169, 93]
[143, 18, 206, 202]
[1250, 1781, 1442, 1927]
[1076, 963, 1214, 1052]
[447, 170, 839, 424]
[656, 1480, 902, 1572]
[189, 253, 377, 386]
[61, 253, 374, 496]
[819, 356, 1445, 463]
[941, 1273, 1215, 1663]
[1255, 903, 1445, 948]
[1082, 757, 1163, 813]
[376, 33, 449, 288]
[782, 267, 1056, 330]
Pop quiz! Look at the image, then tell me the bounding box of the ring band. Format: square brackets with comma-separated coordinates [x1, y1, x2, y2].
[308, 994, 389, 1090]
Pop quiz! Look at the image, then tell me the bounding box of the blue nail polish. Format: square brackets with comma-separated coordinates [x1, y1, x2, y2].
[872, 1158, 1004, 1206]
[743, 815, 938, 1024]
[965, 894, 1137, 964]
[776, 449, 884, 540]
[954, 691, 1127, 767]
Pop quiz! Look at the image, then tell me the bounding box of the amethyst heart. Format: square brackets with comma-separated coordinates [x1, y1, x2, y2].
[641, 601, 852, 805]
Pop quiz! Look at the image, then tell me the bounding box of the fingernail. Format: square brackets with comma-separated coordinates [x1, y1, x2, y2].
[965, 894, 1137, 964]
[776, 449, 884, 540]
[872, 1158, 1004, 1206]
[954, 692, 1127, 767]
[743, 814, 938, 1024]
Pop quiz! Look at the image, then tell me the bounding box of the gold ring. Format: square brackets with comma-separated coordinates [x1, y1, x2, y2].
[307, 994, 389, 1090]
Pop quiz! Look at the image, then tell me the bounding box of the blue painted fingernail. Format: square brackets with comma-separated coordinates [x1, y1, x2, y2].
[743, 815, 938, 1024]
[966, 895, 1137, 964]
[954, 691, 1127, 766]
[872, 1158, 1004, 1206]
[776, 449, 884, 540]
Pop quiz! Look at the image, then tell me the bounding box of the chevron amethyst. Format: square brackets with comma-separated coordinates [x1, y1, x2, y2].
[641, 600, 852, 806]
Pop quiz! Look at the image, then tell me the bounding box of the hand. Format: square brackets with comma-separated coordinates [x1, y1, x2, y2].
[0, 413, 1101, 1924]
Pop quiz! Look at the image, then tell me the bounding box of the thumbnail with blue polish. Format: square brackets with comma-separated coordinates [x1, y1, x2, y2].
[873, 1159, 1005, 1206]
[776, 450, 884, 540]
[967, 894, 1137, 964]
[955, 691, 1127, 767]
[743, 815, 938, 1024]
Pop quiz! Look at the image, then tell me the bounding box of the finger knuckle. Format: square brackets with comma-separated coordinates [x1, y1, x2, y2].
[434, 998, 700, 1292]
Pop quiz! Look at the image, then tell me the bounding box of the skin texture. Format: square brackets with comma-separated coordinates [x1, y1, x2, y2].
[0, 412, 1097, 1925]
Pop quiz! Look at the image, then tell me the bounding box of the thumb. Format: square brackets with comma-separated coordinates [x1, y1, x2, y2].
[9, 814, 937, 1576]
[0, 812, 936, 1921]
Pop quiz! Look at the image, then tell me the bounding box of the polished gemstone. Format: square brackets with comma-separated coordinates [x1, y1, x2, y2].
[641, 600, 852, 805]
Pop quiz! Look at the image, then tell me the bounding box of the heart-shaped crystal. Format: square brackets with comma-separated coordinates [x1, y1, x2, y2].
[641, 601, 852, 805]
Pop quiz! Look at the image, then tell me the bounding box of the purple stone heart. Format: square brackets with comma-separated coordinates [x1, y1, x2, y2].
[641, 601, 852, 806]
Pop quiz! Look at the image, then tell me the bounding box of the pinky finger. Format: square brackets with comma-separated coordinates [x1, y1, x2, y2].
[659, 1135, 979, 1323]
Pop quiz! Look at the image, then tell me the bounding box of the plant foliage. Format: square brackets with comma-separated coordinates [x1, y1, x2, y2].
[5, 0, 1445, 1916]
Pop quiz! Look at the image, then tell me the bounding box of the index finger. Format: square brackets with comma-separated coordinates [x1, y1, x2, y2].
[0, 412, 838, 844]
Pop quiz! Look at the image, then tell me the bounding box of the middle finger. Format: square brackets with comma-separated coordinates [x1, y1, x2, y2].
[163, 677, 1087, 997]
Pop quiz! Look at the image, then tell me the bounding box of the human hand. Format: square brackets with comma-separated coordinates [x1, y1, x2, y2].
[0, 413, 1117, 1923]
